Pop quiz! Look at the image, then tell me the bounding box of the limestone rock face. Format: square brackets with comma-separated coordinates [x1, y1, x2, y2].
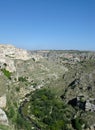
[0, 58, 16, 72]
[0, 44, 31, 60]
[0, 44, 31, 72]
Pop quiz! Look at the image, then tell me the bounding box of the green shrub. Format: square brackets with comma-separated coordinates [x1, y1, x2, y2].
[15, 87, 20, 92]
[16, 113, 31, 130]
[18, 76, 27, 82]
[1, 68, 11, 79]
[72, 117, 83, 130]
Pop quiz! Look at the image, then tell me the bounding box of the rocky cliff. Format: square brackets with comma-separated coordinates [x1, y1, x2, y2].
[0, 44, 31, 72]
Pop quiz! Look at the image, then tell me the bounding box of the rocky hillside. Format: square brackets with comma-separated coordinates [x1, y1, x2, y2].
[0, 44, 95, 130]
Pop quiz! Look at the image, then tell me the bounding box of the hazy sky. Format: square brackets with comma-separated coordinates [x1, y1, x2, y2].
[0, 0, 95, 50]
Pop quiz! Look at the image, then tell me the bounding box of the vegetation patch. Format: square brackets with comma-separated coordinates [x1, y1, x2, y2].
[1, 68, 11, 79]
[72, 117, 86, 130]
[18, 76, 28, 82]
[0, 125, 10, 130]
[21, 88, 75, 130]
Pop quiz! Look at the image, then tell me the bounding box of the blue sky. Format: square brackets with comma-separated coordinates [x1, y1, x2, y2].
[0, 0, 95, 50]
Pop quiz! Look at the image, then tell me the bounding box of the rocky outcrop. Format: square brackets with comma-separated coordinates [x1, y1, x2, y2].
[0, 95, 6, 108]
[0, 44, 31, 72]
[68, 96, 95, 112]
[0, 58, 16, 72]
[0, 95, 8, 125]
[0, 44, 31, 60]
[85, 100, 95, 112]
[0, 108, 8, 125]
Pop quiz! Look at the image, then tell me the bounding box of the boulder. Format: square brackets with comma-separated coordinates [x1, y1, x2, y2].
[0, 95, 6, 108]
[0, 108, 8, 125]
